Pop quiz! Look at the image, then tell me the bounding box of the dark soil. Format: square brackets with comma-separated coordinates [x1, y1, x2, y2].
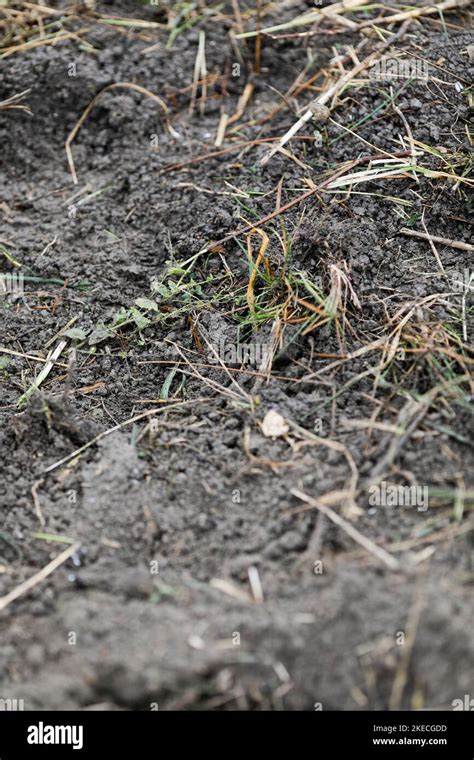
[0, 0, 473, 710]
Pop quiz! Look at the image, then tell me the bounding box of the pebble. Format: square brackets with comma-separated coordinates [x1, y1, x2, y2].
[278, 530, 306, 551]
[308, 101, 330, 122]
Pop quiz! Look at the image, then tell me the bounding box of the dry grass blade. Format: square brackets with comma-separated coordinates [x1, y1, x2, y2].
[17, 339, 68, 407]
[369, 393, 437, 480]
[0, 89, 32, 113]
[189, 30, 207, 116]
[236, 0, 367, 38]
[359, 0, 471, 27]
[246, 228, 269, 321]
[389, 567, 428, 709]
[43, 398, 207, 474]
[166, 340, 251, 404]
[248, 566, 264, 603]
[195, 333, 253, 403]
[253, 318, 282, 390]
[1, 29, 90, 58]
[210, 578, 253, 603]
[261, 20, 413, 164]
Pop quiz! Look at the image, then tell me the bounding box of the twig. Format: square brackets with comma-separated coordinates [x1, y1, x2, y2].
[421, 213, 447, 277]
[254, 0, 262, 74]
[0, 542, 80, 613]
[227, 81, 254, 126]
[291, 489, 400, 571]
[204, 151, 413, 250]
[399, 228, 474, 252]
[0, 347, 67, 366]
[43, 398, 207, 474]
[31, 479, 46, 528]
[207, 186, 319, 250]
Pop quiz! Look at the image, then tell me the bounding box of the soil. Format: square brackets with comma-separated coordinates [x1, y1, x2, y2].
[0, 0, 473, 710]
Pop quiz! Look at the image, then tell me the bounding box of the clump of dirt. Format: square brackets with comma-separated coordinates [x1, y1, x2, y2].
[0, 0, 472, 710]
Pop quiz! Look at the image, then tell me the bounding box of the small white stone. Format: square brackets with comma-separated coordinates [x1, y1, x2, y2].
[308, 101, 330, 123]
[261, 409, 290, 438]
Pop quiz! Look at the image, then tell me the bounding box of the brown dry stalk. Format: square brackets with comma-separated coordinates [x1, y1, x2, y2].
[400, 228, 474, 252]
[162, 137, 280, 173]
[0, 542, 81, 613]
[205, 151, 413, 250]
[246, 228, 269, 319]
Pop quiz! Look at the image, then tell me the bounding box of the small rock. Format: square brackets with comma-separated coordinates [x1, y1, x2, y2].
[279, 531, 306, 551]
[261, 409, 289, 438]
[308, 101, 330, 122]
